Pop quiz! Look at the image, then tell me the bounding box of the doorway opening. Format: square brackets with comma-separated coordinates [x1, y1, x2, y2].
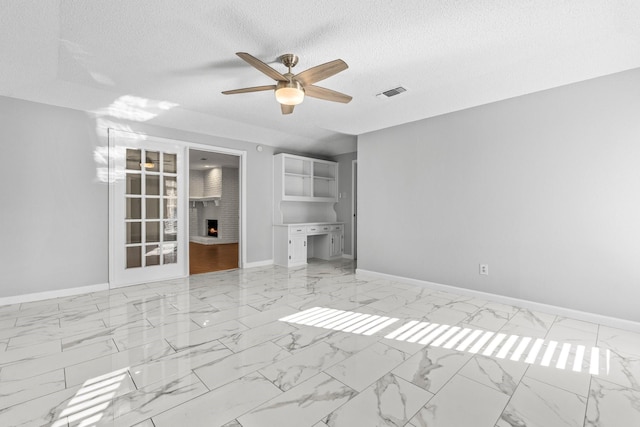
[189, 149, 240, 274]
[352, 159, 358, 260]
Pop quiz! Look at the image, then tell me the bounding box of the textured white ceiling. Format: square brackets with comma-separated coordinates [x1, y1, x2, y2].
[189, 149, 239, 171]
[2, 1, 639, 155]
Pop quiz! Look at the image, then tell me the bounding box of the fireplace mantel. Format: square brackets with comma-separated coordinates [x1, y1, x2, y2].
[189, 196, 220, 201]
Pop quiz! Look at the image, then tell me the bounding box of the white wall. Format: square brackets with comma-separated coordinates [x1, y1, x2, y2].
[189, 170, 205, 199]
[204, 168, 222, 197]
[0, 96, 275, 298]
[220, 167, 239, 241]
[358, 68, 640, 322]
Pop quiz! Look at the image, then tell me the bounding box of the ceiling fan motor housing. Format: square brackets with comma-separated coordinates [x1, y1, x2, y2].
[279, 54, 299, 70]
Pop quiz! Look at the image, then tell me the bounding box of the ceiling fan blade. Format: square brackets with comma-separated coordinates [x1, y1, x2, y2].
[222, 85, 276, 95]
[281, 104, 294, 115]
[304, 85, 352, 104]
[236, 52, 287, 81]
[295, 59, 348, 86]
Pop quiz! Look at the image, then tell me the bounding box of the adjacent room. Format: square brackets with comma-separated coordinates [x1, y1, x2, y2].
[188, 149, 240, 274]
[1, 1, 640, 426]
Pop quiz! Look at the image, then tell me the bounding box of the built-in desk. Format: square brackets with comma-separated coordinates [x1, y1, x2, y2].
[273, 222, 344, 267]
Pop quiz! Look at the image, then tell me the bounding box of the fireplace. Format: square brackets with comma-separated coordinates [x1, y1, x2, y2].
[206, 219, 218, 237]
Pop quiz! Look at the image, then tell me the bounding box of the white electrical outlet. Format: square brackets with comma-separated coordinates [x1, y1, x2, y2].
[479, 264, 489, 275]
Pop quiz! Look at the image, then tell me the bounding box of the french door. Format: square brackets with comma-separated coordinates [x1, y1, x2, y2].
[109, 130, 187, 288]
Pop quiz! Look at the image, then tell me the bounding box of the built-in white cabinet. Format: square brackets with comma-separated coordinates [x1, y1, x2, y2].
[274, 223, 344, 267]
[274, 154, 337, 203]
[273, 153, 342, 267]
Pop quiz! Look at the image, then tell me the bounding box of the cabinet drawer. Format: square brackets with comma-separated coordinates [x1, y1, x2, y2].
[320, 225, 331, 232]
[332, 224, 343, 231]
[289, 226, 306, 234]
[306, 226, 320, 233]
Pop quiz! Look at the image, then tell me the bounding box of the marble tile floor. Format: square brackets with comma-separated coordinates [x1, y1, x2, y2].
[1, 259, 639, 426]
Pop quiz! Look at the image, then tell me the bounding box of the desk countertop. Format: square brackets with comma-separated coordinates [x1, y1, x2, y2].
[274, 222, 344, 227]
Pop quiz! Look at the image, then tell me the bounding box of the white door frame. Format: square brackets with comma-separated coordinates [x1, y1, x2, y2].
[351, 159, 357, 260]
[109, 130, 247, 288]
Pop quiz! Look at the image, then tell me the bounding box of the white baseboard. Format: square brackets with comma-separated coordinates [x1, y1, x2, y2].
[0, 283, 110, 307]
[1, 259, 275, 306]
[342, 254, 354, 260]
[244, 259, 274, 268]
[109, 274, 189, 289]
[356, 268, 640, 333]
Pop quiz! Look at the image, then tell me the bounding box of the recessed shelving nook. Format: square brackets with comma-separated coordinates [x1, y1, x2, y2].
[274, 153, 343, 267]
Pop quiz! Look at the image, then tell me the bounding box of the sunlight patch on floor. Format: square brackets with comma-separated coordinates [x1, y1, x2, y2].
[280, 307, 610, 375]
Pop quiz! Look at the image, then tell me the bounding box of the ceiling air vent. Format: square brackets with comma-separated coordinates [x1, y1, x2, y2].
[377, 86, 407, 99]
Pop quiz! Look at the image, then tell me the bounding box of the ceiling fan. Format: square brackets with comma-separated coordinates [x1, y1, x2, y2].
[222, 52, 352, 115]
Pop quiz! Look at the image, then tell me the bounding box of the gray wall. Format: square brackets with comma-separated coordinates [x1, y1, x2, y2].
[0, 96, 275, 298]
[333, 152, 357, 256]
[358, 68, 640, 322]
[0, 97, 107, 297]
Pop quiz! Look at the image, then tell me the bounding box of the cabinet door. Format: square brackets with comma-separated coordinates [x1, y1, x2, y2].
[330, 231, 343, 257]
[290, 235, 307, 264]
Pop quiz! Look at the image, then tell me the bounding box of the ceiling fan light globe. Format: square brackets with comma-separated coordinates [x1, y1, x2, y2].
[275, 81, 304, 106]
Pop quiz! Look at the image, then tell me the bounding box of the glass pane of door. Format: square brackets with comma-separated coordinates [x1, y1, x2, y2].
[164, 153, 177, 173]
[126, 247, 142, 268]
[126, 149, 142, 171]
[124, 149, 179, 269]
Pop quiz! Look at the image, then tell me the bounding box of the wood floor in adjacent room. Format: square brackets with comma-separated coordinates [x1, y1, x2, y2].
[189, 242, 238, 274]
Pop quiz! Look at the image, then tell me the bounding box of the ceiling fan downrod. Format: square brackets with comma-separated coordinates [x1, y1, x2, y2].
[279, 54, 299, 75]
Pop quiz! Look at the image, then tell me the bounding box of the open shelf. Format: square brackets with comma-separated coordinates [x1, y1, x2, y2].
[275, 154, 338, 203]
[284, 157, 311, 176]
